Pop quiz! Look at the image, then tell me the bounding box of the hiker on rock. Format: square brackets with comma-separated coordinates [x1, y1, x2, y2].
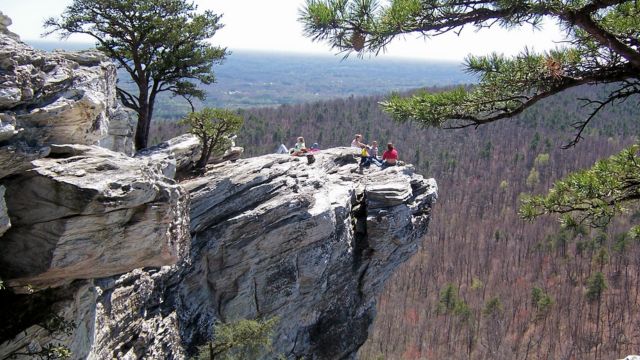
[381, 142, 398, 169]
[290, 136, 307, 156]
[351, 134, 365, 148]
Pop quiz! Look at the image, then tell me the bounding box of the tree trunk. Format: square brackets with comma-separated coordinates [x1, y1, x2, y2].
[135, 110, 149, 150]
[134, 82, 150, 150]
[196, 140, 211, 170]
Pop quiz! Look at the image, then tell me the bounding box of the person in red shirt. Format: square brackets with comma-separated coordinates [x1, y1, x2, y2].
[381, 142, 398, 169]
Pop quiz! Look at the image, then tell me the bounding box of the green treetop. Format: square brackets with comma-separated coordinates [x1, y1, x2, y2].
[45, 0, 228, 150]
[179, 108, 244, 170]
[301, 0, 640, 230]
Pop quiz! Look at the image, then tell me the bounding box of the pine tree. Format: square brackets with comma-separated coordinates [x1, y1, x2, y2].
[45, 0, 228, 150]
[301, 0, 640, 229]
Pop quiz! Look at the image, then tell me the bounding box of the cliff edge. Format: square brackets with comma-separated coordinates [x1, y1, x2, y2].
[0, 17, 437, 360]
[88, 148, 436, 359]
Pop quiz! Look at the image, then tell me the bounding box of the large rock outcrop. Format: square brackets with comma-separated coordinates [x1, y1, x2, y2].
[136, 133, 245, 179]
[0, 144, 190, 290]
[89, 148, 437, 359]
[0, 27, 134, 155]
[0, 11, 19, 40]
[0, 15, 437, 359]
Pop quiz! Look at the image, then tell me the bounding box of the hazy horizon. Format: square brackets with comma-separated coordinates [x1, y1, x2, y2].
[25, 39, 467, 65]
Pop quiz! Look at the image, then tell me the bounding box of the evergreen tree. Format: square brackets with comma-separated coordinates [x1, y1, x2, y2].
[197, 317, 279, 360]
[45, 0, 227, 150]
[586, 271, 608, 303]
[301, 0, 640, 228]
[179, 108, 244, 170]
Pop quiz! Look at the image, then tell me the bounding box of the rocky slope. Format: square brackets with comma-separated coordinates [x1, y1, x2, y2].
[194, 149, 434, 359]
[86, 147, 437, 359]
[0, 17, 437, 360]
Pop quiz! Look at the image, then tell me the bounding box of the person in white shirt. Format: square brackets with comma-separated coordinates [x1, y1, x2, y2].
[351, 134, 364, 148]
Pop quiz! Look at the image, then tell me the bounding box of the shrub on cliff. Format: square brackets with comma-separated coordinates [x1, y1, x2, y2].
[179, 108, 244, 170]
[196, 317, 279, 360]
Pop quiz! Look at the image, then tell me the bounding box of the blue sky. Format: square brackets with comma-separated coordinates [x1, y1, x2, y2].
[2, 0, 564, 61]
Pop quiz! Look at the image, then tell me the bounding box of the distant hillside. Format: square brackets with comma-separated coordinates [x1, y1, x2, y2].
[154, 84, 640, 359]
[27, 41, 472, 112]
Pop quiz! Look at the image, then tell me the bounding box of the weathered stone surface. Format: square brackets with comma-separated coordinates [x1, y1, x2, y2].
[0, 145, 190, 290]
[0, 115, 18, 142]
[0, 31, 133, 154]
[210, 146, 244, 164]
[88, 148, 436, 359]
[0, 12, 19, 40]
[89, 267, 185, 360]
[136, 135, 246, 179]
[0, 185, 9, 237]
[0, 142, 50, 179]
[0, 281, 97, 360]
[177, 148, 436, 359]
[0, 145, 435, 359]
[136, 134, 203, 179]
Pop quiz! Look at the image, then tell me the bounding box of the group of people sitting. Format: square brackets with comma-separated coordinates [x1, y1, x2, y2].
[276, 137, 319, 156]
[275, 134, 399, 170]
[351, 134, 398, 169]
[276, 137, 319, 164]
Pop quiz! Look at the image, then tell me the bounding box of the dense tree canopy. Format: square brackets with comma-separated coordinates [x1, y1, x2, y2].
[45, 0, 227, 150]
[301, 0, 640, 229]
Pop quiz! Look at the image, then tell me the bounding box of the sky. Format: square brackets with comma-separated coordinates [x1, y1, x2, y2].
[2, 0, 565, 61]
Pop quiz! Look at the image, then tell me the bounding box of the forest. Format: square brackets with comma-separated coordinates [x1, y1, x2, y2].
[152, 84, 640, 359]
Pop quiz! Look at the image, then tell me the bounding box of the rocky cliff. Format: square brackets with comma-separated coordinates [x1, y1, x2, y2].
[0, 18, 437, 360]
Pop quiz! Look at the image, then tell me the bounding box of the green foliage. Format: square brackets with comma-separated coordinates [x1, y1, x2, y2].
[534, 153, 550, 167]
[30, 343, 72, 360]
[593, 247, 609, 268]
[585, 272, 608, 303]
[437, 284, 472, 321]
[530, 133, 541, 151]
[480, 141, 493, 160]
[45, 0, 228, 149]
[470, 278, 484, 291]
[499, 180, 508, 191]
[301, 1, 639, 134]
[525, 167, 540, 188]
[531, 287, 554, 319]
[196, 317, 279, 360]
[482, 297, 503, 317]
[179, 108, 244, 169]
[301, 0, 640, 235]
[520, 145, 640, 229]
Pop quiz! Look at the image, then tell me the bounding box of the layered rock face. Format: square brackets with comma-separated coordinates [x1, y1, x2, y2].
[0, 21, 188, 359]
[0, 144, 190, 290]
[90, 148, 437, 359]
[0, 16, 437, 359]
[0, 143, 190, 359]
[181, 149, 436, 359]
[0, 26, 135, 155]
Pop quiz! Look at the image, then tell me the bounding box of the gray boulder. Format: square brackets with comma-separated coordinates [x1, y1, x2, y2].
[0, 145, 190, 290]
[88, 148, 437, 359]
[0, 11, 19, 40]
[0, 29, 134, 155]
[136, 134, 203, 178]
[180, 148, 436, 359]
